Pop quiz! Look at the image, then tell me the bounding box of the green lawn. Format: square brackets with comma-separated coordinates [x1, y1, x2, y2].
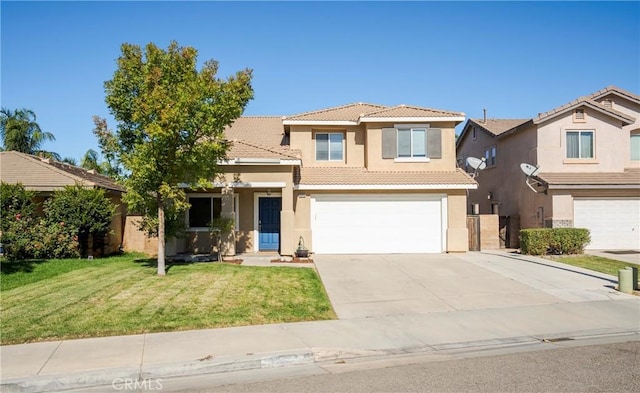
[0, 254, 336, 345]
[550, 255, 640, 284]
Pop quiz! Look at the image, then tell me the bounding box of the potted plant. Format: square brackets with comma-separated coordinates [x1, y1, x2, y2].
[295, 236, 309, 258]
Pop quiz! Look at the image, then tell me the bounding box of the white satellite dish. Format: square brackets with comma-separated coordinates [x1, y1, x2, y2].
[520, 162, 546, 193]
[466, 157, 486, 178]
[520, 163, 540, 177]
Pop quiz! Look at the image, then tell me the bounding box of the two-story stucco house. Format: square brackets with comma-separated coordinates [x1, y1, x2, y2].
[456, 86, 640, 250]
[166, 102, 477, 257]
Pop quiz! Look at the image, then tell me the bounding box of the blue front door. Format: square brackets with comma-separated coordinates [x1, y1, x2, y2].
[258, 197, 281, 251]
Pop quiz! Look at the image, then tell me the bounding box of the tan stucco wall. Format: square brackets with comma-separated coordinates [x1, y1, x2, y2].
[366, 122, 458, 171]
[447, 191, 468, 252]
[289, 125, 365, 167]
[479, 214, 500, 250]
[537, 109, 630, 172]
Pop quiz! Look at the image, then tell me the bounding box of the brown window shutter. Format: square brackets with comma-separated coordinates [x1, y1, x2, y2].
[382, 128, 397, 159]
[427, 128, 442, 159]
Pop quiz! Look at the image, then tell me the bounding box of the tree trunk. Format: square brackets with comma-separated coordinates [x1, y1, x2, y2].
[157, 195, 166, 276]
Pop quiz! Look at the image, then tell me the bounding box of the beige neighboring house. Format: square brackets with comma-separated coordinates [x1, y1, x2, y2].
[155, 102, 477, 257]
[456, 86, 640, 250]
[0, 151, 126, 255]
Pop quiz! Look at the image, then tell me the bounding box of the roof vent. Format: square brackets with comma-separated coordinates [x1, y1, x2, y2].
[87, 169, 96, 174]
[40, 157, 50, 164]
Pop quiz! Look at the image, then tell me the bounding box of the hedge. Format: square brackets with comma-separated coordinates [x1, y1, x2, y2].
[520, 228, 591, 255]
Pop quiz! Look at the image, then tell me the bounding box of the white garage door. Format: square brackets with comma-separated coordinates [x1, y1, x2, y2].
[311, 194, 446, 254]
[574, 198, 640, 250]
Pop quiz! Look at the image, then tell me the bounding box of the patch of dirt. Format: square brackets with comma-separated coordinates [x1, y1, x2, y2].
[220, 259, 243, 265]
[270, 257, 314, 264]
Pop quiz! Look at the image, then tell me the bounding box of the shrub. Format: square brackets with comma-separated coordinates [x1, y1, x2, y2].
[520, 228, 590, 255]
[1, 183, 114, 260]
[44, 185, 115, 257]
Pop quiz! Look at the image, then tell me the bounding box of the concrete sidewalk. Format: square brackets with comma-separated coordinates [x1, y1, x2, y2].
[2, 252, 639, 392]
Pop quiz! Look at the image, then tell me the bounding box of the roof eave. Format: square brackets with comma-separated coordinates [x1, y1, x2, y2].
[360, 116, 466, 124]
[533, 100, 634, 125]
[294, 184, 477, 190]
[282, 120, 358, 126]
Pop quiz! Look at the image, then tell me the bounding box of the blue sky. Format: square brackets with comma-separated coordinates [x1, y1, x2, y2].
[2, 1, 639, 161]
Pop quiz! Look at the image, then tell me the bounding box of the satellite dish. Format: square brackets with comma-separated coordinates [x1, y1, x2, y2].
[467, 157, 487, 171]
[520, 163, 540, 177]
[466, 157, 486, 178]
[520, 162, 546, 193]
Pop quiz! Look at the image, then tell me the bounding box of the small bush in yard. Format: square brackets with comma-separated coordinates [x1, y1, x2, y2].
[520, 228, 590, 255]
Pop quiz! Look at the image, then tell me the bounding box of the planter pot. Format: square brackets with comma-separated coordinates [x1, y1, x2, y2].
[295, 249, 309, 258]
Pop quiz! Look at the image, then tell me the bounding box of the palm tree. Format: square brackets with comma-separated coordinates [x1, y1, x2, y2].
[0, 108, 57, 157]
[61, 157, 78, 166]
[80, 149, 101, 172]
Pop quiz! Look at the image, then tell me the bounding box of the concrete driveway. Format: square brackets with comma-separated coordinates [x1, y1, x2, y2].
[313, 252, 630, 319]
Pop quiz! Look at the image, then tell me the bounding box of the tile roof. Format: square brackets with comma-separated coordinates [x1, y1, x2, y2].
[284, 102, 464, 123]
[537, 169, 640, 187]
[0, 151, 125, 192]
[295, 167, 477, 188]
[226, 139, 301, 160]
[533, 93, 635, 125]
[362, 105, 464, 118]
[468, 118, 531, 136]
[586, 85, 640, 104]
[285, 103, 387, 122]
[224, 116, 286, 147]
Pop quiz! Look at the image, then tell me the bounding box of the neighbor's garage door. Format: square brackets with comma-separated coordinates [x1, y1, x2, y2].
[311, 194, 445, 254]
[574, 198, 640, 250]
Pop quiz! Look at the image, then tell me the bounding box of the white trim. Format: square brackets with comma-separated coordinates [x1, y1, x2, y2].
[283, 120, 358, 125]
[283, 117, 465, 126]
[179, 181, 287, 189]
[221, 159, 301, 166]
[296, 184, 477, 190]
[441, 195, 448, 252]
[232, 181, 287, 188]
[253, 192, 282, 253]
[394, 157, 430, 163]
[361, 116, 465, 123]
[547, 184, 640, 190]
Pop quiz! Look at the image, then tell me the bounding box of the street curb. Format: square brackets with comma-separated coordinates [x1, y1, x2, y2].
[2, 330, 639, 393]
[0, 350, 315, 393]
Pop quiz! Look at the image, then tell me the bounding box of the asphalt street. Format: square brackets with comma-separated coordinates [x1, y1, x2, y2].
[167, 339, 640, 393]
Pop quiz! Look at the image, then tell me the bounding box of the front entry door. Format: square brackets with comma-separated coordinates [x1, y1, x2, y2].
[258, 197, 281, 251]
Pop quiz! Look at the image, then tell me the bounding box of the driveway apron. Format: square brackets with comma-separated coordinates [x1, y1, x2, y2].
[312, 253, 624, 319]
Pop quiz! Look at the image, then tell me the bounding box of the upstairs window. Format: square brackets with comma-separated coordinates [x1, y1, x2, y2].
[484, 145, 497, 167]
[316, 133, 344, 161]
[566, 130, 594, 159]
[382, 125, 441, 161]
[397, 127, 426, 158]
[631, 133, 640, 160]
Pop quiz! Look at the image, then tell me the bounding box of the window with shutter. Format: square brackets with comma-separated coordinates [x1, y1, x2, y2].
[381, 126, 442, 161]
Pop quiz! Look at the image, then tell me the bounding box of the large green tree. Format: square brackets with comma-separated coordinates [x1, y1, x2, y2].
[0, 108, 58, 159]
[104, 41, 253, 275]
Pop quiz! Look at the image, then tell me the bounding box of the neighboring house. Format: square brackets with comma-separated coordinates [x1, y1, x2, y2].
[456, 86, 640, 250]
[0, 151, 126, 255]
[161, 102, 477, 256]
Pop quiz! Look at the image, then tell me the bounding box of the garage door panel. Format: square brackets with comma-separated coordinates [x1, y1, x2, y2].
[311, 194, 444, 254]
[574, 199, 640, 250]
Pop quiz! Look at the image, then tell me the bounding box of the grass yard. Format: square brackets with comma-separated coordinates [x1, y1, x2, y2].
[0, 254, 336, 345]
[550, 254, 640, 284]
